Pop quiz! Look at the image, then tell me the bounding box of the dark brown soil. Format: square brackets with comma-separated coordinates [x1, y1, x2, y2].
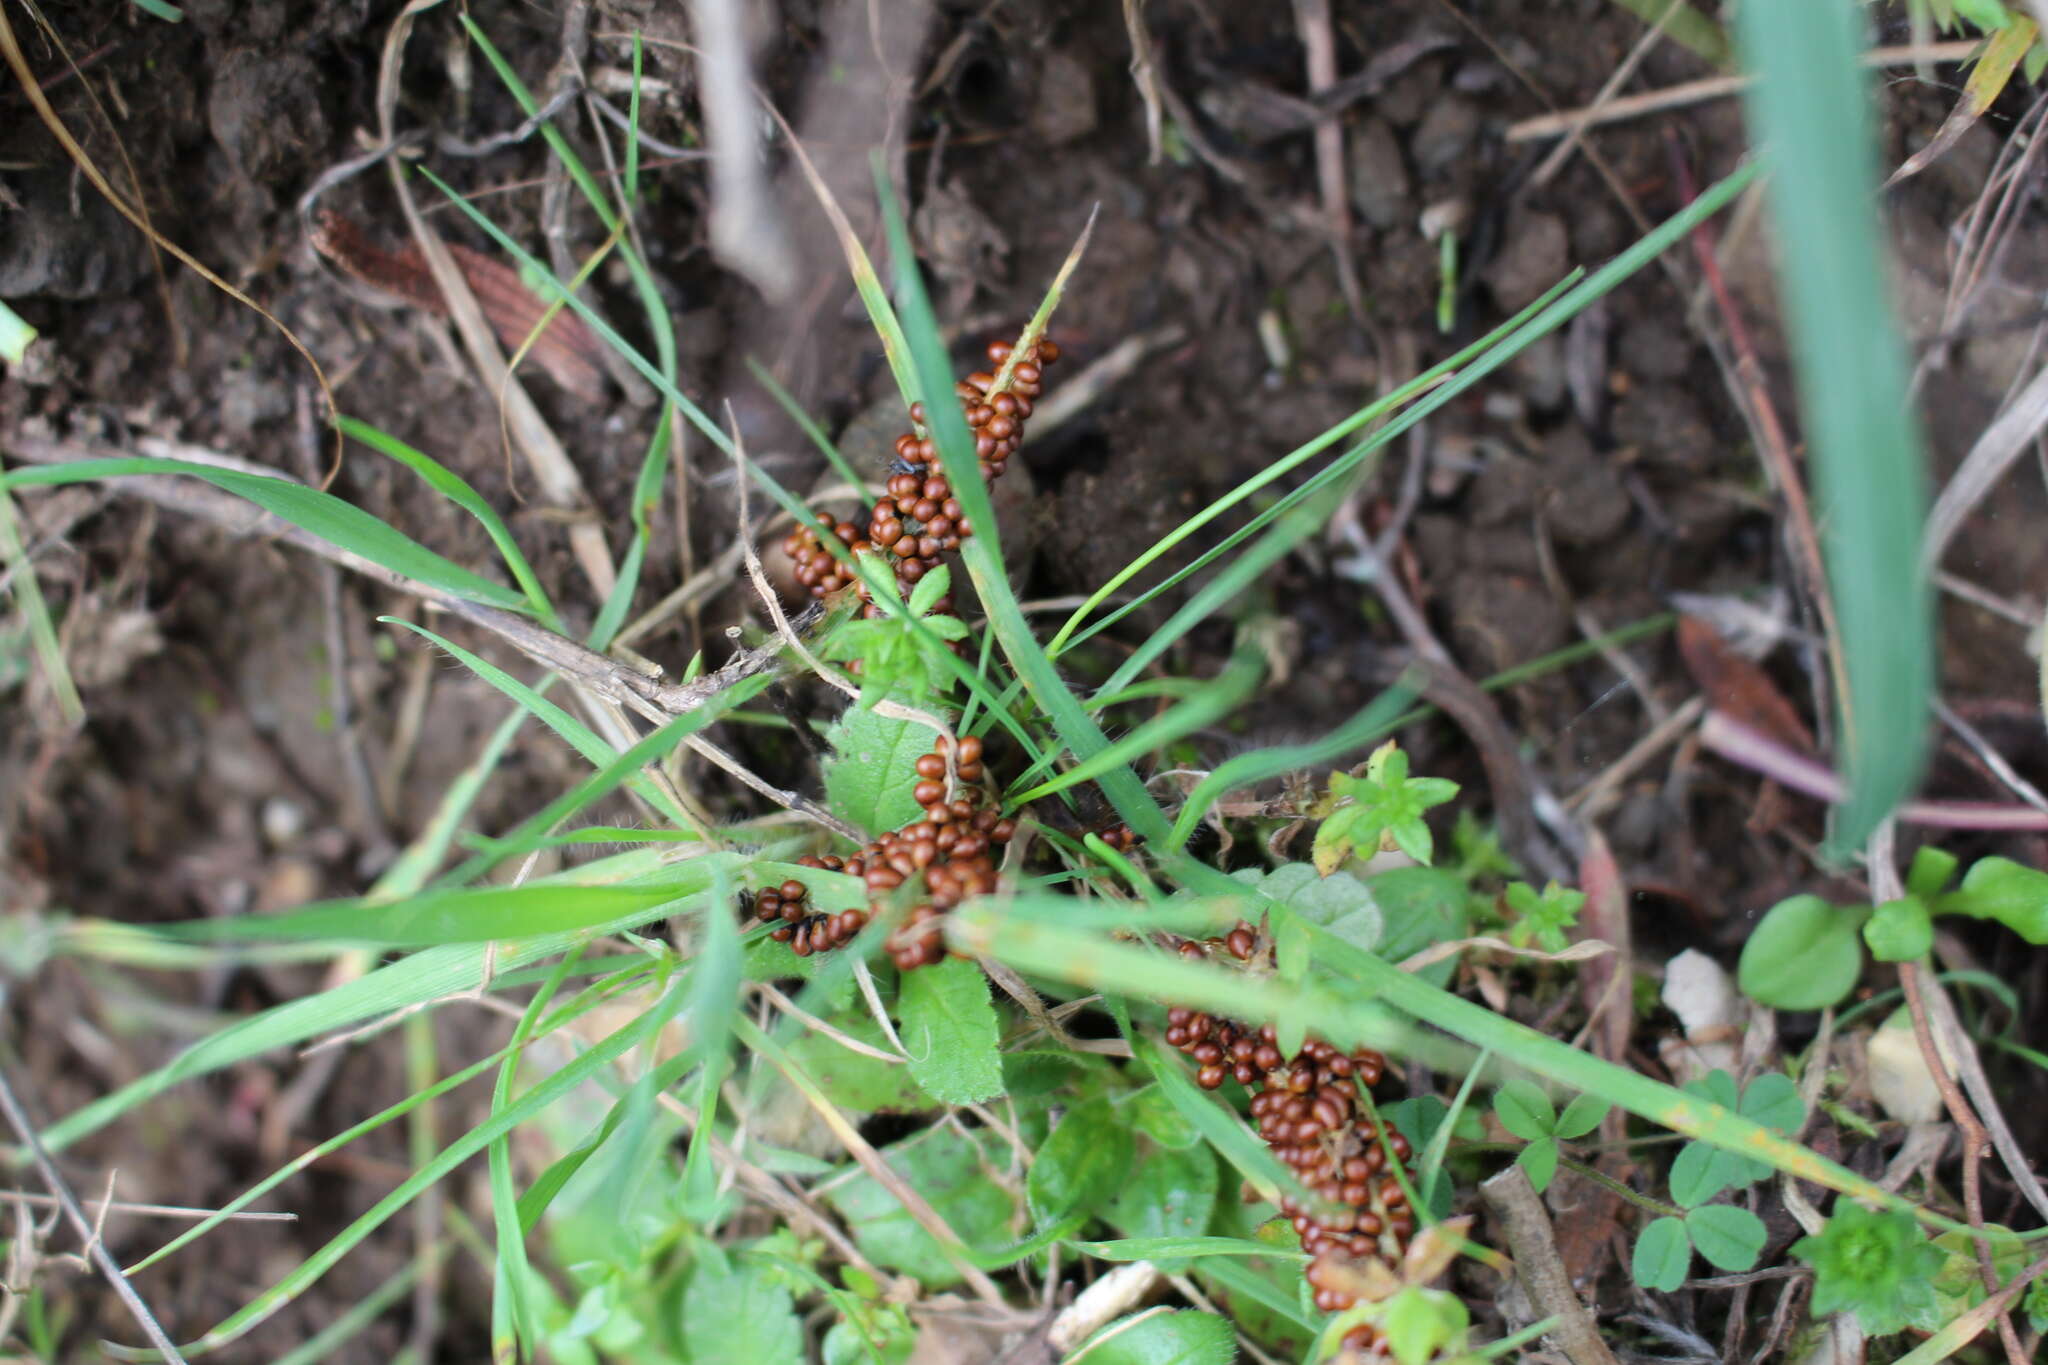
[6, 1, 2048, 1360]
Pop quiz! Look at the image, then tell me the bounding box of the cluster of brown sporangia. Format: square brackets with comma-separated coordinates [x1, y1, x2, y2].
[1166, 927, 1416, 1356]
[753, 336, 1407, 1354]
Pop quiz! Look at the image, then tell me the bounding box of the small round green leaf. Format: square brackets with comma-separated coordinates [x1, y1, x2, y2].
[1515, 1136, 1559, 1194]
[1686, 1204, 1767, 1272]
[1632, 1216, 1693, 1292]
[1864, 895, 1933, 963]
[1068, 1308, 1237, 1365]
[1668, 1140, 1736, 1209]
[1493, 1079, 1556, 1141]
[1553, 1093, 1611, 1140]
[1737, 1072, 1804, 1135]
[1736, 895, 1867, 1010]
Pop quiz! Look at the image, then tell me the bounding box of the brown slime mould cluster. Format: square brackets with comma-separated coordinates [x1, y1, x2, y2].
[1166, 931, 1416, 1357]
[783, 337, 1060, 605]
[748, 733, 1017, 969]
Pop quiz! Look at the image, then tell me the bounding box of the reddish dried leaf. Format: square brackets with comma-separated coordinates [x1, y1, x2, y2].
[311, 211, 608, 403]
[1576, 828, 1631, 1068]
[1677, 614, 1813, 753]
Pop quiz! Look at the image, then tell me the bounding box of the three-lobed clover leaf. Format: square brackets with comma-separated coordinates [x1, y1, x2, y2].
[1503, 880, 1585, 954]
[1792, 1201, 1946, 1337]
[1667, 1069, 1804, 1206]
[1491, 1080, 1608, 1195]
[1312, 742, 1459, 876]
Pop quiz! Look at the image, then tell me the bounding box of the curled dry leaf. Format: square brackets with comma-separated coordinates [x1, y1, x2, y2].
[1677, 614, 1813, 753]
[310, 210, 608, 403]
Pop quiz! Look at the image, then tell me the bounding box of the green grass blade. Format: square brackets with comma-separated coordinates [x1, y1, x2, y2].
[0, 458, 528, 611]
[1070, 1237, 1304, 1263]
[1007, 646, 1261, 804]
[1734, 2, 1931, 851]
[746, 356, 868, 494]
[487, 951, 579, 1355]
[1164, 681, 1416, 851]
[175, 998, 667, 1356]
[385, 618, 695, 832]
[39, 869, 691, 1154]
[950, 901, 1956, 1235]
[0, 300, 36, 364]
[337, 416, 558, 626]
[1093, 482, 1348, 702]
[0, 472, 82, 726]
[1059, 163, 1761, 664]
[153, 876, 711, 947]
[438, 674, 771, 884]
[370, 700, 532, 899]
[124, 1042, 519, 1274]
[1042, 275, 1582, 660]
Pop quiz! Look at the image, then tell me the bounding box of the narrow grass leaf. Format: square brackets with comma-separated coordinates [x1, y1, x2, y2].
[487, 953, 579, 1354]
[1735, 2, 1931, 849]
[176, 1006, 658, 1355]
[1009, 646, 1262, 803]
[0, 473, 82, 726]
[42, 876, 690, 1154]
[1072, 1236, 1305, 1262]
[746, 356, 867, 494]
[1166, 682, 1414, 850]
[338, 417, 556, 625]
[0, 458, 528, 610]
[384, 618, 695, 832]
[1062, 165, 1759, 664]
[152, 881, 699, 946]
[440, 674, 771, 884]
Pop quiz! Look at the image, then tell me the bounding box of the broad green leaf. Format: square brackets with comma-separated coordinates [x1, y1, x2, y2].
[1493, 1080, 1556, 1141]
[1364, 866, 1468, 985]
[823, 1126, 1021, 1289]
[1231, 863, 1381, 955]
[679, 1260, 802, 1364]
[1068, 1309, 1237, 1365]
[1906, 846, 1959, 899]
[1127, 1084, 1204, 1151]
[1380, 1286, 1467, 1365]
[1736, 895, 1867, 1009]
[1028, 1097, 1132, 1228]
[897, 956, 1003, 1106]
[1685, 1204, 1766, 1273]
[1104, 1140, 1218, 1250]
[1738, 1072, 1804, 1135]
[782, 1012, 930, 1113]
[823, 702, 937, 836]
[1632, 1216, 1692, 1292]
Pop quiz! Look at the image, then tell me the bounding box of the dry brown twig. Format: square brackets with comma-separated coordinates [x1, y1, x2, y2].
[1505, 40, 1981, 142]
[0, 1064, 186, 1362]
[1478, 1164, 1620, 1365]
